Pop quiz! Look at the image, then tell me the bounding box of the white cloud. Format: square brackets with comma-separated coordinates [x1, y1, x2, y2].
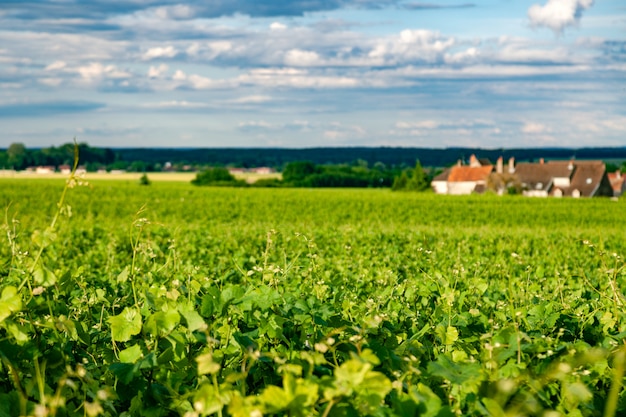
[368, 30, 455, 65]
[238, 68, 360, 88]
[143, 100, 207, 108]
[170, 70, 231, 89]
[528, 0, 594, 34]
[445, 47, 479, 64]
[185, 41, 233, 60]
[45, 60, 67, 71]
[395, 120, 439, 129]
[284, 49, 322, 66]
[142, 46, 178, 60]
[148, 64, 168, 78]
[238, 120, 274, 130]
[172, 69, 187, 81]
[521, 122, 551, 134]
[38, 78, 62, 87]
[270, 22, 288, 31]
[151, 5, 195, 20]
[75, 62, 131, 81]
[228, 95, 273, 104]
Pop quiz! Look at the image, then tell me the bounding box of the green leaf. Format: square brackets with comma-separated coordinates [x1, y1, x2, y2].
[144, 310, 180, 338]
[117, 266, 130, 283]
[196, 352, 221, 375]
[33, 266, 57, 287]
[178, 301, 207, 332]
[119, 344, 144, 363]
[108, 307, 142, 342]
[193, 383, 227, 416]
[0, 392, 21, 417]
[428, 354, 483, 387]
[0, 286, 22, 323]
[109, 363, 138, 384]
[258, 373, 318, 416]
[436, 325, 458, 346]
[360, 349, 381, 366]
[6, 322, 29, 344]
[200, 288, 220, 317]
[482, 398, 506, 417]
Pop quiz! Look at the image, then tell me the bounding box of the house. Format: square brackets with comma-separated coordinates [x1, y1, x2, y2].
[251, 167, 275, 174]
[35, 166, 55, 174]
[488, 157, 520, 195]
[60, 164, 87, 175]
[432, 155, 493, 195]
[228, 168, 247, 175]
[512, 159, 612, 198]
[608, 171, 625, 197]
[431, 168, 451, 194]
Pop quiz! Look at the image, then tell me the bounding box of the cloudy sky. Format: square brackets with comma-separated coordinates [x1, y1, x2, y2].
[0, 0, 624, 148]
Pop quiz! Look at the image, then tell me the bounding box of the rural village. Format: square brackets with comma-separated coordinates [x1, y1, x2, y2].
[3, 152, 626, 198]
[432, 154, 624, 198]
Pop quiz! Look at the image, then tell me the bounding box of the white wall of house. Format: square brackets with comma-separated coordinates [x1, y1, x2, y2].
[448, 181, 478, 195]
[523, 190, 549, 197]
[432, 180, 448, 194]
[553, 177, 571, 188]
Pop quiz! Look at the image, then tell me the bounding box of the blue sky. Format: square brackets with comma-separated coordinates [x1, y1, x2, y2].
[0, 0, 624, 148]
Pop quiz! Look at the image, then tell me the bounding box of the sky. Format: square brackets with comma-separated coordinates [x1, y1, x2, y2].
[0, 0, 624, 149]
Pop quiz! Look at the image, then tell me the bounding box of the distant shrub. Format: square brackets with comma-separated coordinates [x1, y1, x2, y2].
[251, 178, 283, 188]
[282, 161, 320, 184]
[392, 160, 430, 192]
[191, 168, 247, 187]
[139, 173, 151, 186]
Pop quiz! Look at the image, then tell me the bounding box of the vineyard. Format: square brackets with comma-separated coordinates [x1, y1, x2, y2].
[1, 176, 625, 416]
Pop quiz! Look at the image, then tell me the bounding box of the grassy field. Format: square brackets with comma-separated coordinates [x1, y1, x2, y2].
[0, 170, 281, 183]
[0, 179, 625, 416]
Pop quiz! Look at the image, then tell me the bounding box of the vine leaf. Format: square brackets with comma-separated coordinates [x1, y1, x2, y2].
[109, 307, 142, 342]
[0, 286, 22, 323]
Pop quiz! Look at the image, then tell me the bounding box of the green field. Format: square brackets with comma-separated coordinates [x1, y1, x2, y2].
[1, 178, 625, 416]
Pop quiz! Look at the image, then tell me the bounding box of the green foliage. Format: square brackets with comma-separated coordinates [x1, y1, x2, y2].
[1, 180, 626, 416]
[139, 173, 151, 186]
[282, 161, 320, 183]
[282, 161, 395, 187]
[191, 167, 246, 187]
[0, 142, 116, 170]
[393, 160, 431, 191]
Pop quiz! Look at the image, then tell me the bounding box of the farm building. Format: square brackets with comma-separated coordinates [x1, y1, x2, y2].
[432, 155, 612, 198]
[608, 171, 625, 197]
[512, 159, 612, 198]
[431, 155, 493, 195]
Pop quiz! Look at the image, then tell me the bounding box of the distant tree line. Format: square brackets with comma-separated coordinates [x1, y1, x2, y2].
[109, 146, 626, 169]
[4, 142, 626, 192]
[280, 160, 399, 188]
[0, 142, 116, 171]
[191, 160, 435, 190]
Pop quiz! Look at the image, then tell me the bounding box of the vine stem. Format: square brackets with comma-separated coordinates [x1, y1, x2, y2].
[604, 346, 626, 417]
[18, 140, 80, 293]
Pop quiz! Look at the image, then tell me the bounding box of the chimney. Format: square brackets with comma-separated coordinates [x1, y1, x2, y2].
[539, 158, 544, 165]
[617, 170, 622, 180]
[508, 157, 515, 174]
[496, 156, 503, 174]
[457, 159, 462, 167]
[568, 159, 574, 171]
[469, 154, 479, 167]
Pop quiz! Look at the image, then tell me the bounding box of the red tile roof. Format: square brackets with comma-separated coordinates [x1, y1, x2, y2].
[447, 165, 493, 182]
[608, 171, 624, 193]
